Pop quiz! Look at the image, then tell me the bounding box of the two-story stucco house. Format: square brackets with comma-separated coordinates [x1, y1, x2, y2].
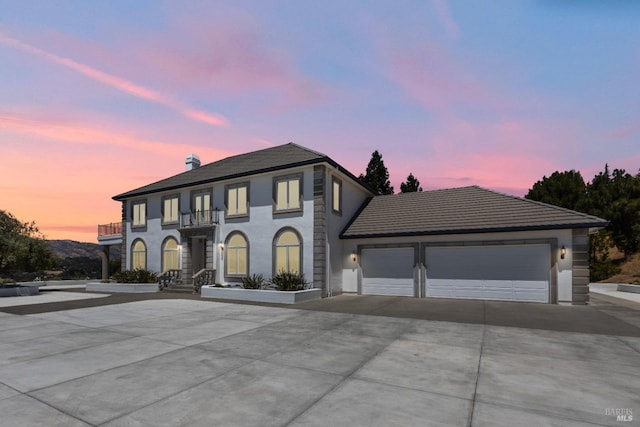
[98, 143, 608, 305]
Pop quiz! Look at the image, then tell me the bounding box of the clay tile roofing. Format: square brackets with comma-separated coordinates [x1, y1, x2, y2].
[340, 186, 609, 238]
[113, 143, 370, 200]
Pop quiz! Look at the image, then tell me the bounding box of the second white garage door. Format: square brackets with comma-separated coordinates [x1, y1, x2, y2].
[425, 245, 550, 303]
[361, 247, 415, 296]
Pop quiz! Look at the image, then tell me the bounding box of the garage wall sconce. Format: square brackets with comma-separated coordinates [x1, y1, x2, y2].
[351, 251, 357, 262]
[560, 245, 566, 260]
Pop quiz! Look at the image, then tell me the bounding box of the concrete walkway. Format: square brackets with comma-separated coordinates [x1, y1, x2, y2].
[0, 294, 639, 426]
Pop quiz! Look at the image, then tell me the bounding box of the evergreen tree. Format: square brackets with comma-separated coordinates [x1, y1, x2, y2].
[400, 173, 423, 193]
[525, 170, 586, 210]
[359, 150, 394, 195]
[592, 167, 640, 257]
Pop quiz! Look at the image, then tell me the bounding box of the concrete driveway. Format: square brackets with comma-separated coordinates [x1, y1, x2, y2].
[0, 295, 639, 426]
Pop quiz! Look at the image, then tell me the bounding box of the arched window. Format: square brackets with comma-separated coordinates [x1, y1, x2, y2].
[226, 232, 248, 277]
[131, 239, 147, 270]
[162, 237, 180, 271]
[274, 228, 302, 274]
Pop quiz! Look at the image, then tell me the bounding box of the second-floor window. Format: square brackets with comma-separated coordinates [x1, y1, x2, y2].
[226, 183, 248, 217]
[192, 191, 212, 224]
[274, 175, 301, 212]
[132, 201, 146, 228]
[332, 177, 342, 214]
[163, 196, 179, 224]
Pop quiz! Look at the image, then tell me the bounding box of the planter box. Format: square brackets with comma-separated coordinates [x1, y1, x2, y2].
[617, 284, 640, 294]
[86, 283, 159, 293]
[0, 285, 39, 297]
[201, 286, 321, 304]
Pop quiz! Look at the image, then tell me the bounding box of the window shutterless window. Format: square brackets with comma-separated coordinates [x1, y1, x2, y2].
[226, 183, 249, 217]
[132, 201, 146, 227]
[192, 191, 211, 225]
[274, 175, 301, 212]
[226, 232, 248, 277]
[332, 177, 342, 214]
[131, 239, 146, 269]
[162, 237, 180, 271]
[163, 196, 179, 224]
[274, 228, 301, 274]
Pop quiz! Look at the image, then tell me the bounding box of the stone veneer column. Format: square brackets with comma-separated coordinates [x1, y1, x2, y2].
[313, 165, 327, 296]
[120, 201, 127, 272]
[572, 228, 590, 305]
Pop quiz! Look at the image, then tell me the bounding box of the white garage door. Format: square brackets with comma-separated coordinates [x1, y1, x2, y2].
[361, 247, 415, 296]
[425, 245, 550, 303]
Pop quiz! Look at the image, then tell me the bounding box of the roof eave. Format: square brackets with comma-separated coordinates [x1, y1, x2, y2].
[340, 221, 610, 240]
[113, 155, 374, 201]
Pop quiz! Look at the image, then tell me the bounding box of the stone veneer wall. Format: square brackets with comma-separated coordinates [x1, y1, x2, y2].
[572, 228, 590, 305]
[313, 165, 327, 296]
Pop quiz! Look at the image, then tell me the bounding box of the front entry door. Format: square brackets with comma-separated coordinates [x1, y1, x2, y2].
[192, 238, 206, 273]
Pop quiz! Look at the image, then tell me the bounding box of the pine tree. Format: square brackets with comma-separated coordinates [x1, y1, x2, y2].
[359, 150, 394, 195]
[525, 170, 586, 210]
[400, 173, 423, 193]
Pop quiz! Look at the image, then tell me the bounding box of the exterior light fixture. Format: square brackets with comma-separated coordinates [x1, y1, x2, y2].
[219, 243, 225, 252]
[351, 250, 357, 262]
[560, 245, 566, 260]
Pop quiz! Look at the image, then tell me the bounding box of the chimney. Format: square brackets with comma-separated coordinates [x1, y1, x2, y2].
[185, 154, 201, 171]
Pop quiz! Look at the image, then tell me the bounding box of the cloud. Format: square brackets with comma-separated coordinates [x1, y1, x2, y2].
[0, 111, 231, 159]
[0, 31, 228, 127]
[126, 11, 331, 109]
[432, 0, 461, 39]
[379, 41, 500, 116]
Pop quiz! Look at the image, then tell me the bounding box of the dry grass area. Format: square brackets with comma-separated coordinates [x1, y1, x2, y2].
[600, 251, 640, 284]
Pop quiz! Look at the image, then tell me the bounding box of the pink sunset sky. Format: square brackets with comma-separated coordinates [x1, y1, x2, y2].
[1, 1, 639, 243]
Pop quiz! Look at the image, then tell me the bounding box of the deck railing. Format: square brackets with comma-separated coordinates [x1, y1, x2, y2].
[98, 222, 122, 237]
[180, 209, 218, 229]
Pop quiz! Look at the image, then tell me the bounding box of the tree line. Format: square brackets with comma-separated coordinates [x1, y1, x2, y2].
[525, 165, 640, 280]
[359, 150, 639, 280]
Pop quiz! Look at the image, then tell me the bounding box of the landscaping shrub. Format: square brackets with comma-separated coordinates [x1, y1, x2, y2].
[270, 270, 307, 291]
[241, 273, 265, 289]
[112, 268, 157, 284]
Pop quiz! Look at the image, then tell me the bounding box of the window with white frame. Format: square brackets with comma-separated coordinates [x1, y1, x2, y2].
[162, 237, 180, 271]
[132, 201, 146, 228]
[163, 196, 179, 224]
[226, 183, 249, 217]
[274, 175, 301, 212]
[226, 232, 248, 277]
[274, 228, 301, 274]
[131, 239, 147, 269]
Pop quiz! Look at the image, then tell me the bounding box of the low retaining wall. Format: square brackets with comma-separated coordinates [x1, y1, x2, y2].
[86, 283, 159, 293]
[0, 285, 39, 297]
[201, 286, 322, 304]
[617, 284, 640, 294]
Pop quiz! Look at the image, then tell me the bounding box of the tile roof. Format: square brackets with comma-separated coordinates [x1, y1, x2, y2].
[114, 143, 369, 200]
[341, 186, 609, 238]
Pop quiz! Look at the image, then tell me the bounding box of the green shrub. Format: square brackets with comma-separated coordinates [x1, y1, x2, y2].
[112, 269, 157, 284]
[241, 274, 265, 289]
[270, 270, 307, 291]
[589, 261, 621, 282]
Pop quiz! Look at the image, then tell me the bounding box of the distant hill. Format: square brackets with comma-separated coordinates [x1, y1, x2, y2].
[47, 239, 121, 260]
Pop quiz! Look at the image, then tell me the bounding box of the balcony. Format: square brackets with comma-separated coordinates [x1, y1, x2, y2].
[98, 222, 123, 245]
[179, 209, 219, 231]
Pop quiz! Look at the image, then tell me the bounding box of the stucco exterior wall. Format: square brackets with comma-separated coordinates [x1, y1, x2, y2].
[215, 167, 315, 284]
[325, 170, 372, 296]
[123, 166, 315, 283]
